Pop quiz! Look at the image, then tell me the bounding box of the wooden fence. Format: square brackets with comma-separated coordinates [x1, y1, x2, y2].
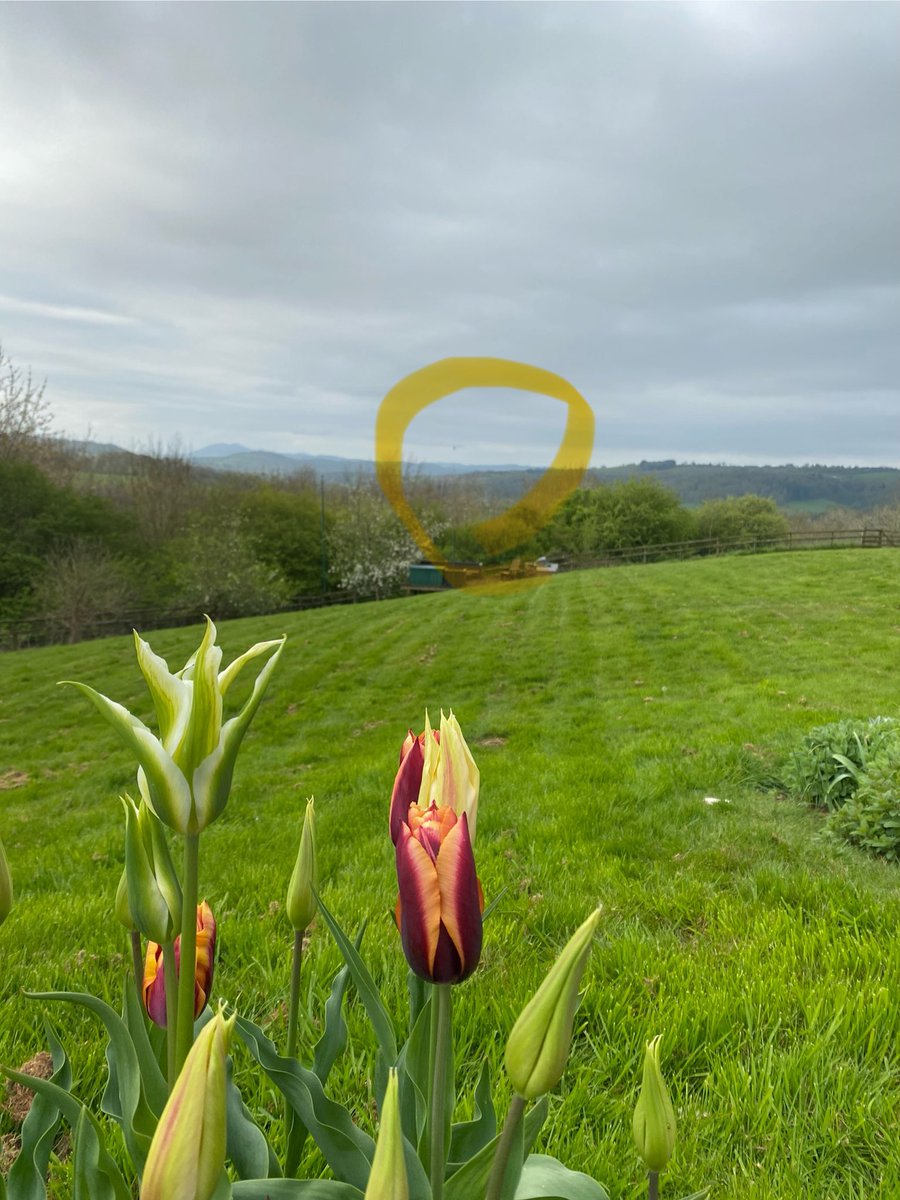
[2, 527, 896, 651]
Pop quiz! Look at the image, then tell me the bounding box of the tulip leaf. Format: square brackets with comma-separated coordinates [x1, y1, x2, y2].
[407, 969, 429, 1032]
[397, 995, 431, 1146]
[25, 990, 155, 1173]
[1, 1073, 130, 1200]
[232, 1183, 364, 1198]
[226, 1054, 281, 1180]
[121, 976, 168, 1117]
[312, 924, 365, 1086]
[234, 1015, 375, 1191]
[5, 1021, 71, 1200]
[513, 1154, 610, 1200]
[447, 1059, 496, 1171]
[314, 891, 398, 1064]
[443, 1096, 548, 1200]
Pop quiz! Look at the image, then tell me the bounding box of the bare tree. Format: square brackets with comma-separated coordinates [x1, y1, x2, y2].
[0, 343, 54, 461]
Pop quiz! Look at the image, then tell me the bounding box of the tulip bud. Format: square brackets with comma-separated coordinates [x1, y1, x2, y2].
[286, 797, 317, 931]
[364, 1068, 408, 1200]
[115, 868, 137, 931]
[633, 1035, 676, 1173]
[140, 1006, 234, 1200]
[504, 908, 601, 1100]
[123, 796, 182, 944]
[0, 831, 12, 927]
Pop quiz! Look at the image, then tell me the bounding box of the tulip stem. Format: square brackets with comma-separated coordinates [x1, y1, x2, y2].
[485, 1092, 526, 1200]
[428, 983, 452, 1200]
[648, 1170, 660, 1200]
[175, 832, 200, 1076]
[284, 927, 305, 1176]
[129, 929, 144, 1008]
[162, 941, 179, 1089]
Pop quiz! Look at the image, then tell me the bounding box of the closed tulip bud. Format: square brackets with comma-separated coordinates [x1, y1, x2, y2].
[0, 831, 12, 927]
[144, 901, 216, 1028]
[115, 868, 136, 931]
[504, 908, 601, 1100]
[123, 796, 182, 944]
[140, 1006, 234, 1200]
[633, 1035, 676, 1173]
[286, 797, 317, 931]
[364, 1068, 408, 1200]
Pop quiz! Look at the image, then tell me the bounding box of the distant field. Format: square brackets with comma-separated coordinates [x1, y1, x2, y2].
[2, 549, 900, 1198]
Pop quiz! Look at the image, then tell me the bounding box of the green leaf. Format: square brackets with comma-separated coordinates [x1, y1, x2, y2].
[312, 925, 366, 1085]
[6, 1021, 71, 1200]
[25, 990, 155, 1173]
[233, 1183, 364, 1199]
[234, 1015, 374, 1191]
[121, 976, 167, 1117]
[443, 1097, 547, 1200]
[0, 1074, 130, 1200]
[226, 1054, 281, 1181]
[448, 1059, 496, 1170]
[314, 890, 398, 1063]
[513, 1154, 610, 1200]
[398, 995, 431, 1147]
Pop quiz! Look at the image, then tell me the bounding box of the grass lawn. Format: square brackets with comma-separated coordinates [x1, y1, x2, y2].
[2, 548, 900, 1198]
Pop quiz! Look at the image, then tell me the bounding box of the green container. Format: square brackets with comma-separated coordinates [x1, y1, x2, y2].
[408, 563, 445, 589]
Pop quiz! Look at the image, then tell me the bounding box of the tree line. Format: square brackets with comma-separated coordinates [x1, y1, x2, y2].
[2, 343, 896, 648]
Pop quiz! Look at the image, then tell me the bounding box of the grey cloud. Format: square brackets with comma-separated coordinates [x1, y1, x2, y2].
[0, 2, 897, 465]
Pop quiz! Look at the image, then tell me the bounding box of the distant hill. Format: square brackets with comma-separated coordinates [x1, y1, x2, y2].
[71, 440, 900, 511]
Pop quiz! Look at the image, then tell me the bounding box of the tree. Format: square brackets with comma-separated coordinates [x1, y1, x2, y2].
[540, 479, 693, 557]
[0, 342, 54, 463]
[693, 495, 789, 543]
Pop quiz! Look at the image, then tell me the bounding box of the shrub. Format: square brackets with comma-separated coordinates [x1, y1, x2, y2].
[782, 717, 900, 810]
[829, 753, 900, 860]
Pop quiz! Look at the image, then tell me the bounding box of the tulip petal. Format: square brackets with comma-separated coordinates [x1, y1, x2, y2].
[143, 944, 168, 1028]
[191, 636, 285, 832]
[133, 631, 191, 753]
[177, 616, 223, 778]
[218, 637, 287, 696]
[62, 682, 192, 833]
[389, 736, 424, 845]
[396, 824, 441, 979]
[434, 813, 482, 981]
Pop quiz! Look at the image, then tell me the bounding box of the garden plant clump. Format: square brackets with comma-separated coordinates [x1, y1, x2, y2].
[0, 618, 701, 1200]
[781, 716, 900, 810]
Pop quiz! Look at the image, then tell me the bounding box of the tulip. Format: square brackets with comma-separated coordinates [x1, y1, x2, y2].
[123, 796, 182, 944]
[0, 830, 12, 926]
[390, 711, 479, 846]
[633, 1035, 676, 1173]
[364, 1068, 408, 1200]
[115, 868, 137, 932]
[140, 1006, 234, 1200]
[392, 714, 483, 984]
[504, 908, 601, 1100]
[286, 796, 317, 932]
[144, 901, 216, 1029]
[63, 618, 285, 834]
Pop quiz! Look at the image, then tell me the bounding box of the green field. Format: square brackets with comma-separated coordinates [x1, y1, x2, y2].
[2, 549, 900, 1198]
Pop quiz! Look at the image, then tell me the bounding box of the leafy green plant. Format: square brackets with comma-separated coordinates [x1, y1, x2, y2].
[829, 754, 900, 861]
[782, 717, 900, 810]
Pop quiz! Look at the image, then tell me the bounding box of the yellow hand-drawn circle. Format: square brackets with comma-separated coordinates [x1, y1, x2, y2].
[375, 358, 594, 594]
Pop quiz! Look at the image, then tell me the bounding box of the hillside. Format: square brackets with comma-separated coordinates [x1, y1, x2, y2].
[2, 550, 900, 1197]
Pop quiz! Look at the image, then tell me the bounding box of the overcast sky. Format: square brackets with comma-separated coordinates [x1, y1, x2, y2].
[1, 3, 898, 468]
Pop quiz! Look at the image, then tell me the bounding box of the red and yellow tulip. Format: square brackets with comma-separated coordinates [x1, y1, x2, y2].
[391, 713, 483, 984]
[144, 901, 216, 1028]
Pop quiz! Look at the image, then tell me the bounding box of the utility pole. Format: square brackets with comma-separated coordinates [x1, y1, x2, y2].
[319, 475, 328, 594]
